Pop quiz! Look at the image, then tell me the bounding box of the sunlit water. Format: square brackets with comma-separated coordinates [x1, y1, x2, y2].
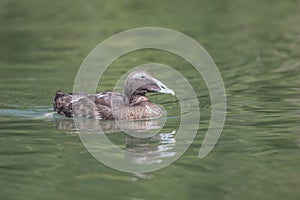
[1, 0, 300, 200]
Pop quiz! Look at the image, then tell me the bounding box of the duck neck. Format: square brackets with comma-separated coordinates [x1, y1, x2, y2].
[126, 94, 150, 106]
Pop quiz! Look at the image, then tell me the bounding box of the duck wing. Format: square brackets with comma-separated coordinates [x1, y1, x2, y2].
[88, 92, 126, 119]
[53, 91, 126, 119]
[89, 92, 125, 108]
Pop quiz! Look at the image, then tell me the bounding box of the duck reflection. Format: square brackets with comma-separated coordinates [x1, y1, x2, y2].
[125, 130, 176, 165]
[55, 118, 177, 166]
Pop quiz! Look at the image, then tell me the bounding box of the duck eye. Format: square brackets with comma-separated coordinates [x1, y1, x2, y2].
[141, 76, 145, 78]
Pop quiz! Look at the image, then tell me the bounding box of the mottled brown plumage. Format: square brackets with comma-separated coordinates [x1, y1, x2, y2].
[53, 70, 175, 120]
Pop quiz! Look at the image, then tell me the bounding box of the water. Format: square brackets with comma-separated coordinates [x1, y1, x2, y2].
[1, 0, 300, 199]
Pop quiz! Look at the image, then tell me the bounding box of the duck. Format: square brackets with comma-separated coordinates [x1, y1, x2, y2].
[53, 69, 175, 120]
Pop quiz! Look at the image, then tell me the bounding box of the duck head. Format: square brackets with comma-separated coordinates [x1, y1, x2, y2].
[124, 70, 175, 104]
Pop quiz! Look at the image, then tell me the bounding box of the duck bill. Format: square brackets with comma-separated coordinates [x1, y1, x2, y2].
[152, 78, 175, 96]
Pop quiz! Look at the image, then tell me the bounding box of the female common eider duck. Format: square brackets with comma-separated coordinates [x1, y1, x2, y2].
[53, 70, 175, 120]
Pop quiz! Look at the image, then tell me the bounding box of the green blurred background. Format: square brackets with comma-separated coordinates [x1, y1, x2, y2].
[1, 0, 300, 200]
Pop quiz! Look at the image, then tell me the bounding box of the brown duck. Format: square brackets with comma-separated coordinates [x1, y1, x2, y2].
[53, 70, 175, 120]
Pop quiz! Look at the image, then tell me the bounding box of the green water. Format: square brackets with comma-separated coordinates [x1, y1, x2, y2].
[1, 0, 300, 199]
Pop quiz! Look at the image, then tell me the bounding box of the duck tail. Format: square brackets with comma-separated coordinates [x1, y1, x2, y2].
[53, 90, 64, 111]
